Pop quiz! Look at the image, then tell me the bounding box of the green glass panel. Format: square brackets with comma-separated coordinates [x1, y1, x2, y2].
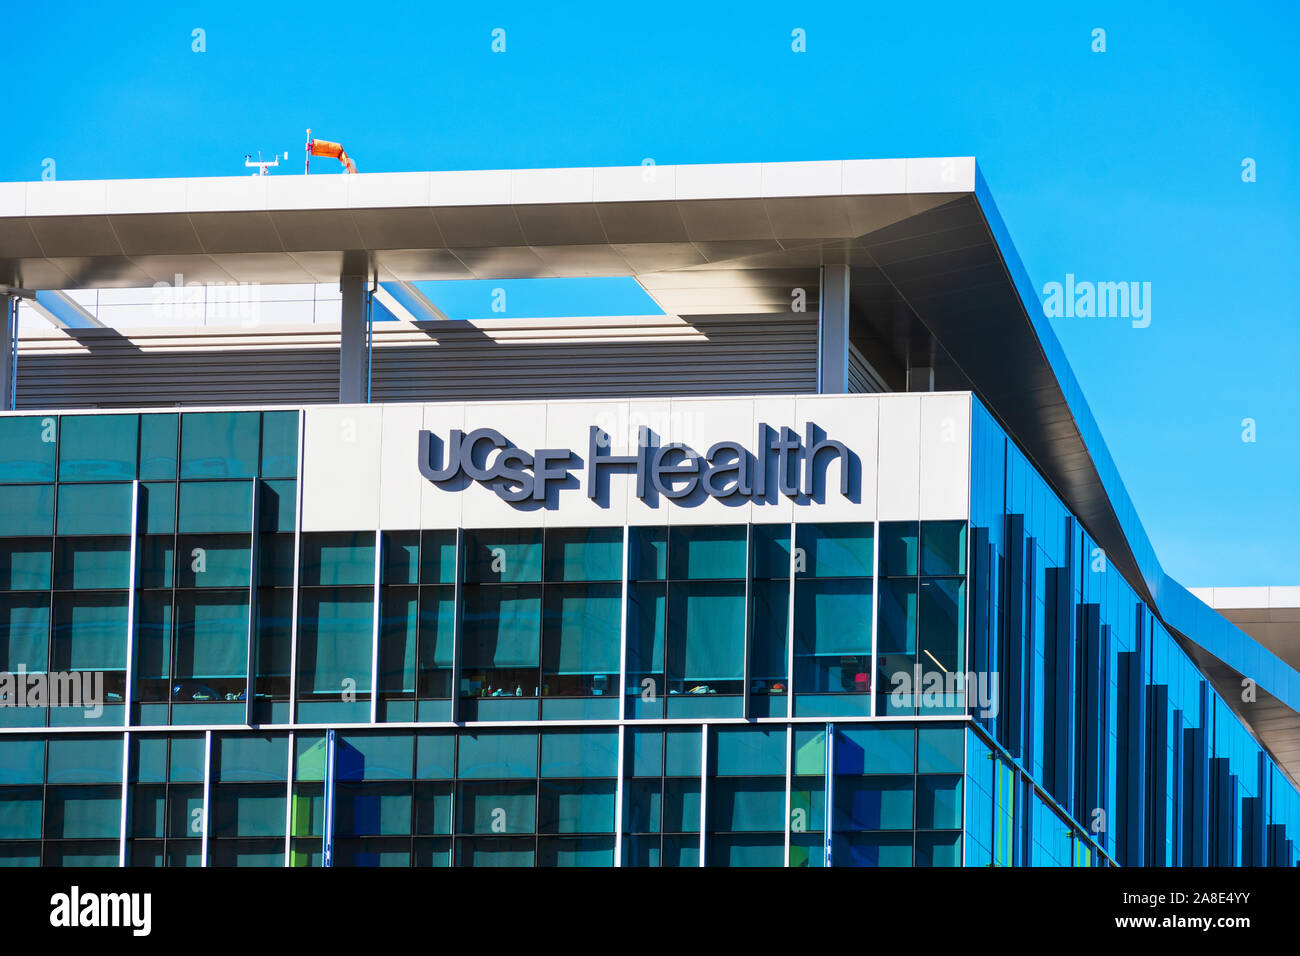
[793, 728, 826, 776]
[178, 481, 253, 534]
[0, 485, 54, 536]
[0, 417, 56, 483]
[58, 415, 138, 481]
[180, 412, 259, 478]
[259, 411, 299, 478]
[139, 414, 178, 480]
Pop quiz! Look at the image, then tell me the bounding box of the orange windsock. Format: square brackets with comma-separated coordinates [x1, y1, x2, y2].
[307, 137, 358, 174]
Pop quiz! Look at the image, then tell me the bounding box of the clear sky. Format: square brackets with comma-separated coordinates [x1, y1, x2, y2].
[6, 0, 1297, 586]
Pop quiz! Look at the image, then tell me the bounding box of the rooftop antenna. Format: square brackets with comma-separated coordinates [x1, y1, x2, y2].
[244, 151, 290, 176]
[305, 128, 358, 174]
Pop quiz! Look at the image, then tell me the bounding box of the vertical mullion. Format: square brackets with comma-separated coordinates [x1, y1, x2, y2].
[323, 728, 336, 867]
[783, 724, 792, 867]
[287, 411, 305, 724]
[787, 519, 796, 712]
[698, 724, 708, 867]
[124, 480, 139, 724]
[870, 520, 880, 716]
[200, 729, 212, 867]
[370, 529, 382, 724]
[618, 525, 629, 721]
[742, 524, 752, 720]
[824, 722, 834, 868]
[245, 479, 260, 727]
[613, 723, 625, 867]
[449, 530, 463, 724]
[118, 730, 131, 867]
[283, 729, 294, 867]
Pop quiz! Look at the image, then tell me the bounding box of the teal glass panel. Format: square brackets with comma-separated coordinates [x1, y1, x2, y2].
[0, 417, 55, 483]
[258, 533, 294, 588]
[879, 521, 919, 576]
[538, 780, 616, 833]
[176, 535, 251, 588]
[417, 588, 454, 697]
[0, 787, 44, 839]
[664, 728, 701, 777]
[709, 834, 784, 866]
[662, 779, 701, 831]
[625, 582, 665, 681]
[254, 589, 292, 698]
[538, 835, 615, 866]
[668, 525, 745, 580]
[628, 526, 667, 581]
[301, 532, 374, 586]
[749, 578, 788, 685]
[917, 726, 965, 773]
[335, 783, 412, 836]
[210, 784, 286, 837]
[667, 581, 744, 685]
[180, 412, 259, 478]
[58, 415, 139, 481]
[130, 785, 165, 837]
[0, 485, 54, 536]
[542, 584, 621, 685]
[457, 781, 536, 833]
[455, 836, 534, 867]
[791, 780, 825, 833]
[130, 736, 169, 784]
[834, 776, 914, 830]
[141, 483, 176, 535]
[259, 480, 296, 533]
[623, 779, 662, 833]
[627, 729, 663, 777]
[169, 736, 206, 782]
[51, 594, 127, 671]
[916, 775, 963, 829]
[139, 535, 174, 590]
[835, 831, 913, 866]
[134, 592, 172, 692]
[174, 591, 249, 680]
[413, 784, 454, 834]
[918, 578, 965, 673]
[794, 578, 872, 656]
[463, 529, 541, 583]
[46, 785, 121, 839]
[0, 540, 52, 590]
[879, 578, 917, 654]
[166, 786, 204, 839]
[378, 588, 416, 695]
[543, 527, 622, 582]
[178, 481, 253, 534]
[0, 738, 44, 783]
[457, 732, 538, 779]
[139, 413, 178, 480]
[796, 522, 874, 577]
[751, 523, 791, 579]
[296, 589, 373, 696]
[541, 729, 618, 778]
[216, 735, 288, 782]
[418, 530, 457, 585]
[916, 831, 963, 867]
[336, 735, 414, 781]
[260, 411, 299, 478]
[461, 586, 540, 669]
[708, 778, 785, 831]
[415, 733, 455, 779]
[714, 727, 786, 777]
[382, 531, 419, 585]
[836, 726, 915, 775]
[47, 736, 123, 783]
[53, 537, 131, 590]
[920, 520, 967, 575]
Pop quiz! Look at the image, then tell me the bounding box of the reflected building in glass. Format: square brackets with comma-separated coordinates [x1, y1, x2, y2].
[0, 158, 1296, 867]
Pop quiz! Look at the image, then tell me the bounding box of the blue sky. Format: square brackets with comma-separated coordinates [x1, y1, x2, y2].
[6, 0, 1297, 586]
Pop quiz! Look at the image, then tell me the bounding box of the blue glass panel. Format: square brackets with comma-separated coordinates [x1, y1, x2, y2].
[215, 735, 288, 782]
[259, 411, 299, 478]
[0, 485, 54, 536]
[628, 526, 666, 581]
[457, 732, 538, 779]
[538, 780, 616, 833]
[180, 412, 259, 478]
[543, 527, 622, 582]
[0, 739, 44, 783]
[463, 529, 542, 583]
[301, 532, 374, 587]
[836, 726, 914, 775]
[139, 414, 178, 480]
[713, 727, 786, 776]
[336, 735, 414, 781]
[879, 521, 919, 576]
[540, 729, 618, 778]
[796, 522, 873, 577]
[418, 530, 457, 585]
[0, 540, 52, 590]
[0, 417, 55, 483]
[415, 734, 455, 780]
[917, 727, 965, 773]
[834, 776, 914, 830]
[920, 520, 967, 575]
[178, 481, 253, 534]
[668, 525, 746, 580]
[46, 736, 122, 783]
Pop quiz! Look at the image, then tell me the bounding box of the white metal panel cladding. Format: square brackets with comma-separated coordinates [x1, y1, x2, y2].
[300, 393, 972, 533]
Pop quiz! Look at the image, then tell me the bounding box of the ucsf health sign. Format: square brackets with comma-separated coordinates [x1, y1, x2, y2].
[417, 424, 857, 506]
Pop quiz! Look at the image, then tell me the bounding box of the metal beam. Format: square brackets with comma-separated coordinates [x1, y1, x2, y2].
[339, 273, 368, 404]
[1, 293, 14, 411]
[818, 264, 850, 393]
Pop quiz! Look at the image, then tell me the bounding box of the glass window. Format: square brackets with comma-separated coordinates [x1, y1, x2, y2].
[463, 529, 542, 583]
[457, 732, 538, 779]
[418, 531, 457, 585]
[541, 583, 621, 697]
[180, 412, 260, 479]
[296, 588, 373, 699]
[879, 521, 918, 576]
[336, 734, 414, 781]
[173, 591, 249, 701]
[666, 580, 744, 695]
[301, 532, 374, 587]
[920, 520, 966, 575]
[382, 532, 419, 586]
[0, 594, 49, 674]
[0, 417, 56, 483]
[0, 539, 52, 590]
[541, 730, 617, 778]
[836, 726, 915, 775]
[260, 411, 299, 479]
[139, 413, 178, 480]
[668, 525, 746, 580]
[0, 485, 55, 536]
[53, 536, 131, 590]
[141, 483, 176, 535]
[460, 585, 540, 698]
[51, 593, 127, 675]
[175, 535, 251, 588]
[543, 528, 622, 582]
[47, 736, 122, 783]
[712, 727, 786, 777]
[57, 415, 139, 482]
[178, 481, 253, 534]
[797, 522, 873, 577]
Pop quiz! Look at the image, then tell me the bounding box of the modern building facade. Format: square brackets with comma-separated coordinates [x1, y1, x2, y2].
[0, 158, 1296, 867]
